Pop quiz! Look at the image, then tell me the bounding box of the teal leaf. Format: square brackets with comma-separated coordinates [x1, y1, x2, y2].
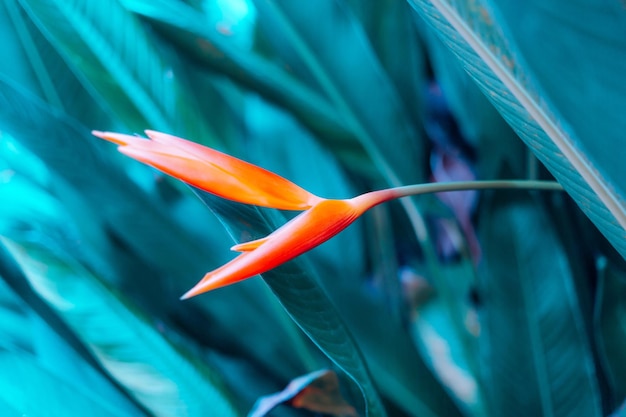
[0, 348, 136, 417]
[0, 77, 315, 403]
[1, 236, 242, 417]
[119, 0, 363, 166]
[191, 189, 387, 417]
[478, 190, 602, 416]
[252, 0, 424, 186]
[595, 257, 626, 406]
[2, 0, 115, 129]
[408, 0, 626, 261]
[18, 0, 216, 141]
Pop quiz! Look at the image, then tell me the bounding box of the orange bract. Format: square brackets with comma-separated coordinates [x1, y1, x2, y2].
[94, 130, 395, 298]
[93, 130, 322, 210]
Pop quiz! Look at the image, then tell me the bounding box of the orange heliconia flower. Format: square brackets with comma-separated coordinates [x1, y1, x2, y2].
[93, 130, 561, 298]
[93, 130, 395, 298]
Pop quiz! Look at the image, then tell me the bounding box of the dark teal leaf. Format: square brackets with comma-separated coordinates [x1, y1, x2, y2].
[408, 0, 626, 262]
[0, 78, 316, 405]
[1, 236, 242, 417]
[119, 0, 364, 166]
[344, 0, 427, 125]
[2, 0, 115, 129]
[492, 0, 626, 199]
[416, 20, 526, 179]
[253, 0, 424, 186]
[0, 349, 134, 417]
[595, 257, 626, 406]
[18, 0, 216, 141]
[191, 189, 386, 417]
[478, 190, 602, 416]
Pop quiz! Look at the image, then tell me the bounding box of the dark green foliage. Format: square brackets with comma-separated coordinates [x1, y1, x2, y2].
[1, 1, 625, 416]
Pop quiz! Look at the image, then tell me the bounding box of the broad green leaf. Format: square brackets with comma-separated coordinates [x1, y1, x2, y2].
[0, 348, 135, 417]
[18, 0, 216, 142]
[408, 0, 626, 261]
[2, 236, 242, 417]
[595, 257, 626, 406]
[478, 190, 602, 416]
[191, 189, 386, 417]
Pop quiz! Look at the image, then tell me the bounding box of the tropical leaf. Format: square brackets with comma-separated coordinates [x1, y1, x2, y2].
[408, 0, 626, 261]
[2, 0, 116, 129]
[190, 189, 387, 417]
[0, 348, 136, 417]
[119, 0, 371, 173]
[595, 256, 626, 408]
[252, 0, 424, 176]
[0, 75, 314, 408]
[18, 0, 216, 142]
[1, 236, 242, 417]
[477, 189, 602, 416]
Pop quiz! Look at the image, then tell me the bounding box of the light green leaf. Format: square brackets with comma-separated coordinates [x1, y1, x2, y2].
[408, 0, 626, 261]
[478, 190, 602, 416]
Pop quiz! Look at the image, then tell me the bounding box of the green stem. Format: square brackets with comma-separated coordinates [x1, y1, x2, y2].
[356, 180, 563, 208]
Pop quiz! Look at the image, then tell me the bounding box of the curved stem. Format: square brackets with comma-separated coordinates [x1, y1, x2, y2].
[356, 180, 563, 208]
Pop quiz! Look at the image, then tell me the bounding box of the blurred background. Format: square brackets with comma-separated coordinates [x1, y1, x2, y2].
[1, 0, 625, 416]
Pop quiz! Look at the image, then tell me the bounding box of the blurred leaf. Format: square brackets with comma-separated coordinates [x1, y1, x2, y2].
[1, 236, 242, 417]
[119, 0, 365, 166]
[477, 189, 602, 416]
[191, 189, 386, 417]
[0, 348, 135, 417]
[493, 0, 626, 198]
[18, 0, 216, 142]
[595, 257, 626, 406]
[411, 296, 485, 416]
[249, 369, 356, 417]
[0, 77, 317, 405]
[611, 399, 626, 417]
[343, 0, 426, 125]
[253, 0, 424, 185]
[408, 0, 626, 262]
[2, 0, 116, 130]
[416, 21, 525, 179]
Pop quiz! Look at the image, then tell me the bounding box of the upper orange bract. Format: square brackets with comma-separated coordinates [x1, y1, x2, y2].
[92, 130, 323, 210]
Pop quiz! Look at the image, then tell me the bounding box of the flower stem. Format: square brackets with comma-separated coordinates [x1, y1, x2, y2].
[357, 180, 563, 208]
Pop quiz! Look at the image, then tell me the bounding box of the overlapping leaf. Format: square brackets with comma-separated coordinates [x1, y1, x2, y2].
[2, 236, 241, 417]
[18, 0, 216, 142]
[408, 0, 626, 260]
[478, 190, 602, 416]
